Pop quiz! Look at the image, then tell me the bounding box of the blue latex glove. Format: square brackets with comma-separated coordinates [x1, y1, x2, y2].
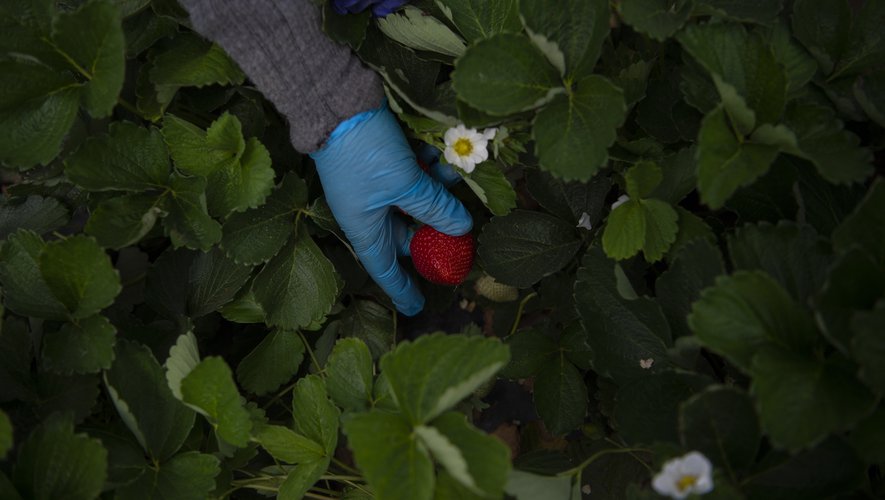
[331, 0, 408, 17]
[309, 103, 472, 316]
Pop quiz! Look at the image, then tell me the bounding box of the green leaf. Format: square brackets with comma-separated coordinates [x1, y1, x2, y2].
[534, 355, 587, 436]
[221, 173, 306, 265]
[782, 101, 873, 185]
[851, 304, 885, 395]
[65, 121, 170, 191]
[206, 137, 275, 216]
[502, 328, 557, 379]
[52, 0, 125, 117]
[84, 193, 162, 249]
[679, 386, 760, 472]
[625, 161, 663, 200]
[236, 330, 305, 396]
[832, 178, 885, 262]
[322, 2, 370, 49]
[855, 71, 885, 127]
[380, 333, 510, 424]
[278, 458, 331, 500]
[619, 0, 694, 41]
[0, 195, 69, 240]
[162, 113, 244, 177]
[728, 222, 833, 303]
[743, 438, 865, 499]
[688, 271, 819, 372]
[696, 106, 780, 209]
[656, 238, 726, 339]
[0, 409, 11, 459]
[12, 414, 107, 500]
[254, 424, 325, 464]
[679, 23, 787, 127]
[335, 299, 395, 360]
[462, 162, 517, 216]
[0, 230, 68, 320]
[115, 451, 220, 500]
[161, 173, 223, 251]
[452, 33, 562, 116]
[165, 331, 200, 401]
[0, 60, 80, 169]
[123, 6, 178, 56]
[344, 411, 433, 500]
[105, 340, 195, 461]
[377, 6, 465, 57]
[751, 346, 876, 451]
[186, 247, 253, 317]
[38, 235, 121, 319]
[435, 0, 520, 43]
[291, 375, 339, 454]
[325, 337, 374, 412]
[763, 20, 818, 96]
[574, 246, 674, 383]
[478, 210, 582, 287]
[519, 0, 609, 78]
[149, 32, 245, 102]
[357, 26, 456, 124]
[696, 0, 783, 24]
[848, 407, 885, 464]
[253, 226, 340, 330]
[533, 76, 626, 181]
[614, 371, 711, 445]
[525, 169, 612, 224]
[180, 356, 252, 447]
[505, 470, 572, 500]
[219, 287, 266, 324]
[42, 315, 116, 374]
[821, 245, 878, 332]
[0, 317, 34, 403]
[602, 198, 679, 262]
[423, 412, 510, 497]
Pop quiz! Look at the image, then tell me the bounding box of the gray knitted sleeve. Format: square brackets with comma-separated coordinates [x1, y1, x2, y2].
[179, 0, 385, 153]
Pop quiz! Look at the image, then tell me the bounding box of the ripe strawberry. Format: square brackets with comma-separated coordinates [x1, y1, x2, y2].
[409, 226, 474, 285]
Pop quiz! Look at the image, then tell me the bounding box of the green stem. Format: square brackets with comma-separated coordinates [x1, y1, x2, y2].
[320, 474, 363, 482]
[559, 447, 653, 477]
[506, 292, 538, 338]
[331, 458, 361, 476]
[298, 330, 323, 373]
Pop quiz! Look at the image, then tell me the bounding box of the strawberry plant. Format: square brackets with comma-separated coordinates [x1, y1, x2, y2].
[1, 0, 884, 499]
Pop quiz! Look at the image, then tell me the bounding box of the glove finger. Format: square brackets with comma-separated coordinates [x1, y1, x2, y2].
[415, 143, 462, 187]
[429, 161, 463, 188]
[391, 214, 414, 257]
[347, 215, 424, 316]
[394, 173, 473, 236]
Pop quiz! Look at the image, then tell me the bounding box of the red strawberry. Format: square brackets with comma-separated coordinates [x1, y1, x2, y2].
[409, 226, 474, 285]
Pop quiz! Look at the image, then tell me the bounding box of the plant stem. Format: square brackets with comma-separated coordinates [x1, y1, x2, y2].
[305, 492, 339, 500]
[320, 474, 363, 482]
[507, 292, 538, 338]
[298, 330, 323, 373]
[559, 447, 653, 477]
[331, 458, 361, 476]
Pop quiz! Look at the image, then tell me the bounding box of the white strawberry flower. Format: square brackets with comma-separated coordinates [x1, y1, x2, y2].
[443, 124, 496, 174]
[652, 451, 714, 499]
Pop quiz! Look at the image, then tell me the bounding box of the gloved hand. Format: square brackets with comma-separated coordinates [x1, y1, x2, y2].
[309, 102, 472, 316]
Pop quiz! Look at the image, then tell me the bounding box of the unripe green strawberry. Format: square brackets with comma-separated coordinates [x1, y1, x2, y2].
[474, 274, 518, 302]
[409, 226, 474, 285]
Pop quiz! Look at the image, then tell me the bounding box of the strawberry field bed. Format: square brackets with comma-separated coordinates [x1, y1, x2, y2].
[1, 0, 884, 499]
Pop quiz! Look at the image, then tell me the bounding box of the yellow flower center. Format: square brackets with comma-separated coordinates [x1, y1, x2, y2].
[676, 475, 698, 492]
[453, 138, 473, 157]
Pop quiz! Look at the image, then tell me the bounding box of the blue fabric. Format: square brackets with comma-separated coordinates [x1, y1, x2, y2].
[310, 103, 472, 316]
[331, 0, 408, 16]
